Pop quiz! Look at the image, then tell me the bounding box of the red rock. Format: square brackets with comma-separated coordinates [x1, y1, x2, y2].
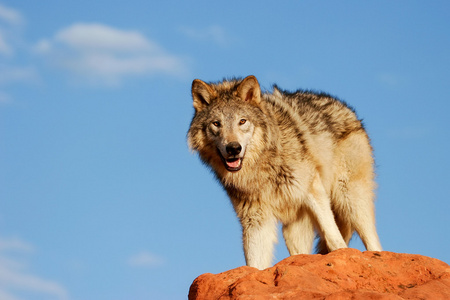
[188, 248, 450, 300]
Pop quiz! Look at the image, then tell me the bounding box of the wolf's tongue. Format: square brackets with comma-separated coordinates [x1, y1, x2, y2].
[227, 159, 241, 168]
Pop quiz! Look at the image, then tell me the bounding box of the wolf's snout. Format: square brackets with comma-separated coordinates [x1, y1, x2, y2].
[226, 142, 242, 156]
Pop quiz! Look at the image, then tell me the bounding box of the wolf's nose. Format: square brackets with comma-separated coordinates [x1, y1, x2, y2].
[226, 142, 242, 156]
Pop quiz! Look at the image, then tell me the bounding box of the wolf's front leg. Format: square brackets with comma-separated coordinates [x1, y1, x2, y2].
[282, 209, 315, 255]
[241, 214, 278, 270]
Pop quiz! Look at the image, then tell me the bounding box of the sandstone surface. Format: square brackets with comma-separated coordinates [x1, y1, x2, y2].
[189, 248, 450, 299]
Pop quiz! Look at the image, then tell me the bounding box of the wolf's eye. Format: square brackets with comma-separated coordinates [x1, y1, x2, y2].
[239, 119, 247, 125]
[212, 121, 220, 127]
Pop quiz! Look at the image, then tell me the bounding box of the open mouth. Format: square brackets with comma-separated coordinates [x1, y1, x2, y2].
[224, 157, 242, 171]
[218, 151, 243, 172]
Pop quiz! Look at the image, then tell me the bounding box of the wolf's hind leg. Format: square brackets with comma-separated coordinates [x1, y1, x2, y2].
[308, 174, 347, 252]
[241, 214, 278, 270]
[282, 210, 315, 255]
[339, 133, 382, 252]
[344, 179, 382, 251]
[316, 216, 354, 254]
[351, 198, 382, 251]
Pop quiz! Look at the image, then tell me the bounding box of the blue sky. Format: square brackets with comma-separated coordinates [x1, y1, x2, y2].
[0, 1, 449, 299]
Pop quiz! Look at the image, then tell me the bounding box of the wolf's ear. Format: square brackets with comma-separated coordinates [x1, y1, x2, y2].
[237, 75, 261, 105]
[192, 79, 216, 112]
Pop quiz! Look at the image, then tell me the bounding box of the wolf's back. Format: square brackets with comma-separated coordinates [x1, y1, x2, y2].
[263, 87, 366, 142]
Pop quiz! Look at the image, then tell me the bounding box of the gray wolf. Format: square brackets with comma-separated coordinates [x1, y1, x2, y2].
[187, 75, 382, 270]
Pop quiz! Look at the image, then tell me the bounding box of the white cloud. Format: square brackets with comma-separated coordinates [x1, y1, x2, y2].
[33, 39, 51, 53]
[0, 31, 12, 55]
[0, 3, 24, 57]
[0, 3, 24, 26]
[0, 65, 39, 104]
[0, 3, 38, 104]
[180, 25, 230, 46]
[0, 91, 10, 104]
[0, 65, 38, 85]
[127, 251, 165, 268]
[35, 23, 188, 86]
[0, 289, 20, 300]
[0, 237, 33, 252]
[0, 236, 69, 300]
[54, 23, 158, 53]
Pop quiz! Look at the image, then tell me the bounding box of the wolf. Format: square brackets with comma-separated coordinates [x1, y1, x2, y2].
[187, 75, 382, 270]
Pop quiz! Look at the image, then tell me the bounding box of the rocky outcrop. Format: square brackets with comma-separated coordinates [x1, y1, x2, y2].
[189, 248, 450, 299]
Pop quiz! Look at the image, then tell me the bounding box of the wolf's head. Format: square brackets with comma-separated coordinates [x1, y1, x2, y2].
[188, 75, 266, 174]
